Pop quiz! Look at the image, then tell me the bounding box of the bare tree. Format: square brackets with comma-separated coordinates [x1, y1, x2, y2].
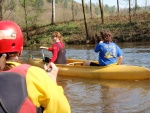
[99, 0, 104, 24]
[3, 0, 16, 20]
[71, 0, 74, 21]
[117, 0, 119, 15]
[128, 0, 131, 23]
[90, 0, 92, 19]
[51, 0, 55, 24]
[20, 0, 44, 40]
[0, 0, 3, 20]
[21, 0, 30, 40]
[134, 0, 137, 14]
[145, 0, 147, 10]
[81, 0, 89, 41]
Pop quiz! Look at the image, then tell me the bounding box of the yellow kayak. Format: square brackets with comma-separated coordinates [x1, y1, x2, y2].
[28, 58, 150, 80]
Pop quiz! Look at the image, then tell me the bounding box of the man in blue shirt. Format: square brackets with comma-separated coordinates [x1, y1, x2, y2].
[91, 30, 123, 66]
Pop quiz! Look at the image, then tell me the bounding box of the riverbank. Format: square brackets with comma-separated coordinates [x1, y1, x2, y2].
[24, 13, 150, 46]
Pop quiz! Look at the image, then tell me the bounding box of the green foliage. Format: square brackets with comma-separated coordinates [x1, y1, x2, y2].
[64, 0, 68, 8]
[34, 22, 80, 43]
[92, 22, 139, 32]
[19, 0, 44, 22]
[4, 0, 16, 11]
[46, 0, 52, 3]
[109, 6, 116, 14]
[86, 4, 89, 14]
[104, 4, 116, 15]
[104, 4, 109, 12]
[95, 6, 100, 15]
[19, 0, 31, 6]
[56, 0, 59, 3]
[57, 0, 64, 3]
[49, 22, 79, 34]
[67, 0, 72, 2]
[59, 0, 64, 3]
[32, 0, 44, 8]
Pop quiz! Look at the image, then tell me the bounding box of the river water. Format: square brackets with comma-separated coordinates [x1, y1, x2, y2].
[23, 42, 150, 113]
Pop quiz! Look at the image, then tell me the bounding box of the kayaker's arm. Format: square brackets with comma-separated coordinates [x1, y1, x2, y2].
[50, 45, 59, 63]
[117, 56, 123, 65]
[94, 44, 100, 53]
[40, 46, 48, 50]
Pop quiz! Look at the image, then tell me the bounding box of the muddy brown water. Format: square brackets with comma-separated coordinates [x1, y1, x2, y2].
[23, 42, 150, 113]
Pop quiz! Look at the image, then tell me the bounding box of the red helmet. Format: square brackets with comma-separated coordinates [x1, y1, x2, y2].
[0, 20, 23, 54]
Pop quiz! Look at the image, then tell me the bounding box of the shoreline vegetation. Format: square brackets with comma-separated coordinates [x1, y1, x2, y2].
[24, 13, 150, 46]
[1, 1, 149, 46]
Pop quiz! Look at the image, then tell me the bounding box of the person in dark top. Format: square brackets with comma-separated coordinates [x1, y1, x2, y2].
[40, 31, 66, 64]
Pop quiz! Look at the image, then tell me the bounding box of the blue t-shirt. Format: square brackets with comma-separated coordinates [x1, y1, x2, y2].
[94, 42, 123, 66]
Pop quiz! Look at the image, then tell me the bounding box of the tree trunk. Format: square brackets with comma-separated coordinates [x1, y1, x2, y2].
[128, 0, 131, 23]
[134, 0, 137, 15]
[81, 0, 89, 41]
[90, 0, 92, 19]
[0, 0, 3, 20]
[71, 0, 74, 21]
[99, 0, 104, 24]
[23, 0, 30, 40]
[145, 0, 147, 11]
[51, 0, 55, 24]
[117, 0, 119, 15]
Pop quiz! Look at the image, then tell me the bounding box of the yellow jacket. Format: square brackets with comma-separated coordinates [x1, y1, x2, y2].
[7, 61, 71, 113]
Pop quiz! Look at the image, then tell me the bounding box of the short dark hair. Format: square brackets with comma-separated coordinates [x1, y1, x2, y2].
[100, 30, 112, 42]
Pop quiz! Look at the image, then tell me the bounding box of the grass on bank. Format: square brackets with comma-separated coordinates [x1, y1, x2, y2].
[24, 15, 150, 46]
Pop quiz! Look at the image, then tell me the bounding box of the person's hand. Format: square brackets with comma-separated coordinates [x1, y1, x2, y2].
[99, 41, 103, 43]
[0, 54, 7, 71]
[40, 46, 44, 49]
[44, 62, 58, 83]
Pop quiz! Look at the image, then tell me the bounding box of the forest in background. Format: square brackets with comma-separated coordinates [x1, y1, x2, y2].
[0, 0, 150, 45]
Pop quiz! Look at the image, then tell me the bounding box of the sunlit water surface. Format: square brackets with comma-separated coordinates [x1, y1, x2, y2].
[22, 42, 150, 113]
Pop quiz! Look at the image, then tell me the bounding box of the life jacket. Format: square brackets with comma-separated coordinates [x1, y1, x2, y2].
[0, 64, 43, 113]
[54, 42, 66, 64]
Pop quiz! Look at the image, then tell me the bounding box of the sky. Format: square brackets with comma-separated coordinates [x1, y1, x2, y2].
[74, 0, 149, 8]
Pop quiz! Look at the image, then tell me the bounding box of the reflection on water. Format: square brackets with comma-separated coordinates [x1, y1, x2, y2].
[23, 42, 150, 113]
[59, 77, 150, 113]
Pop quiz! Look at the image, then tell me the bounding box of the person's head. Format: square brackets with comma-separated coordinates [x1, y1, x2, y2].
[100, 30, 112, 43]
[52, 31, 62, 42]
[0, 20, 24, 70]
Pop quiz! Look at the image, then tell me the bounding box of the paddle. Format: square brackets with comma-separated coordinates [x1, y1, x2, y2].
[41, 49, 45, 61]
[41, 49, 52, 72]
